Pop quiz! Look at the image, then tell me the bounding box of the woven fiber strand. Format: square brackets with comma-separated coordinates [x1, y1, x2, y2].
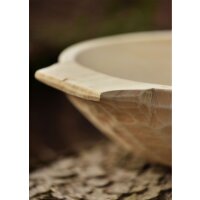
[30, 141, 171, 200]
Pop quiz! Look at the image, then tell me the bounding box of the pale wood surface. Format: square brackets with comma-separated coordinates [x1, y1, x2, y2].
[68, 95, 171, 166]
[35, 61, 171, 102]
[35, 31, 171, 101]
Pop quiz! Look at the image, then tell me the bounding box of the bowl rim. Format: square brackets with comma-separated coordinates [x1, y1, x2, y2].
[35, 31, 172, 102]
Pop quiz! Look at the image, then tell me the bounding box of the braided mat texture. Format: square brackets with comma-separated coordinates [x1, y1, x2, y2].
[30, 142, 171, 200]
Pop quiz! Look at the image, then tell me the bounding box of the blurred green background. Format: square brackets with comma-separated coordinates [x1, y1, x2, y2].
[30, 0, 171, 170]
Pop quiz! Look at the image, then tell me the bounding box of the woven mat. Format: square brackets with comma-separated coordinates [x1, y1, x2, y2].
[30, 141, 171, 200]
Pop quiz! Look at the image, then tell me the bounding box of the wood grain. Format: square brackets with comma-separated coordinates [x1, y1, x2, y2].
[68, 93, 171, 166]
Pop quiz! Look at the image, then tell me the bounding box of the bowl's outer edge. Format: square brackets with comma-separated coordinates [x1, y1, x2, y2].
[35, 61, 171, 102]
[35, 31, 171, 102]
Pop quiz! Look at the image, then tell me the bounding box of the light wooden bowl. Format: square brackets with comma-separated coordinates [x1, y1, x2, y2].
[35, 31, 172, 166]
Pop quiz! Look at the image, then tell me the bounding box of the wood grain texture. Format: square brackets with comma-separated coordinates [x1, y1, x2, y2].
[35, 31, 172, 166]
[68, 92, 171, 166]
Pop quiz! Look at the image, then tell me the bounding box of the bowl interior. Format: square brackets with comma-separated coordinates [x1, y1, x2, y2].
[76, 36, 171, 86]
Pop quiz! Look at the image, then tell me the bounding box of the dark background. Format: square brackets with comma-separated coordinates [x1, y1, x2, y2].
[30, 0, 171, 170]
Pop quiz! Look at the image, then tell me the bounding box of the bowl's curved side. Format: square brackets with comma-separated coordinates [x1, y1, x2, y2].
[67, 89, 171, 166]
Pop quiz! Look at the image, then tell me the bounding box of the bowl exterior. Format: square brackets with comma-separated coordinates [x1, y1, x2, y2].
[67, 94, 171, 166]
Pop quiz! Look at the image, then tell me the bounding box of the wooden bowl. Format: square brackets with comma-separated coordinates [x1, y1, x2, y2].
[35, 31, 172, 166]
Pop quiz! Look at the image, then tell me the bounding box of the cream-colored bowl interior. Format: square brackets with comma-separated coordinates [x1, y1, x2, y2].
[75, 36, 171, 86]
